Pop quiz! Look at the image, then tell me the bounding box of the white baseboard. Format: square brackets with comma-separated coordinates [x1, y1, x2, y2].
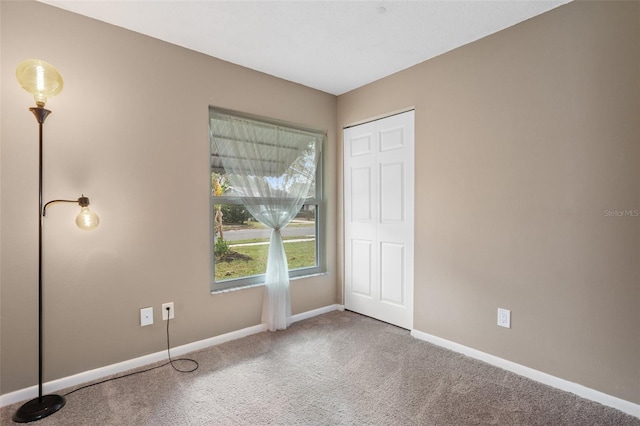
[410, 329, 640, 419]
[291, 304, 344, 323]
[0, 303, 344, 408]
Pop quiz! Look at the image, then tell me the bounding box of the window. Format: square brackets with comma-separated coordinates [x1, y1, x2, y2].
[209, 108, 324, 291]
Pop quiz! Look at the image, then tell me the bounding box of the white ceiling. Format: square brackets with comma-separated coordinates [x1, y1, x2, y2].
[40, 0, 571, 95]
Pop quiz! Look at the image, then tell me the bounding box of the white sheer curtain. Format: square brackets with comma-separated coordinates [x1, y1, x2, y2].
[210, 111, 322, 331]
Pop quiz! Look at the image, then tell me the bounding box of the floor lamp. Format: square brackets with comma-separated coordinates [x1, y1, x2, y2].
[13, 59, 100, 423]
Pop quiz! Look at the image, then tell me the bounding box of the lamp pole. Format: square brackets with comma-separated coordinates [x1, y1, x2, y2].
[13, 107, 66, 423]
[35, 107, 51, 405]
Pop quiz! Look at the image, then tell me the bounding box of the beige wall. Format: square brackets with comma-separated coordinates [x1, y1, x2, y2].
[1, 0, 638, 408]
[0, 1, 337, 394]
[338, 1, 639, 403]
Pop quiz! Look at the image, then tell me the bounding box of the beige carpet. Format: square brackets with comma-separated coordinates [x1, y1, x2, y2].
[1, 311, 638, 425]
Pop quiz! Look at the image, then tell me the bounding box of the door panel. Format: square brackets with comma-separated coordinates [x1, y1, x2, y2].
[380, 162, 404, 223]
[351, 239, 373, 297]
[350, 167, 372, 222]
[344, 110, 414, 329]
[380, 126, 405, 151]
[351, 134, 373, 156]
[380, 242, 405, 305]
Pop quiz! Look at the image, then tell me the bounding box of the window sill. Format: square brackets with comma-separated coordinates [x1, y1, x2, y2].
[210, 272, 329, 295]
[210, 282, 264, 295]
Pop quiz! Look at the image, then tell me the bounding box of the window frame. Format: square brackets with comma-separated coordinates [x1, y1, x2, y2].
[209, 109, 324, 292]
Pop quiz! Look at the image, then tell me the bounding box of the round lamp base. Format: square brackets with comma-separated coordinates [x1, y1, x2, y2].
[12, 394, 65, 423]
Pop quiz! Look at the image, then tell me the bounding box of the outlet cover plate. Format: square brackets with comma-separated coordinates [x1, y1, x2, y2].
[140, 307, 153, 326]
[162, 302, 175, 320]
[497, 308, 511, 328]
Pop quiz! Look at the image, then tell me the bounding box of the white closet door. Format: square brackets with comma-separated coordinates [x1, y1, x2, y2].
[344, 110, 414, 329]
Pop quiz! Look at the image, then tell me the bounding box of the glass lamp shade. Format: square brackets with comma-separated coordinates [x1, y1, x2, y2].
[15, 59, 63, 106]
[76, 207, 100, 231]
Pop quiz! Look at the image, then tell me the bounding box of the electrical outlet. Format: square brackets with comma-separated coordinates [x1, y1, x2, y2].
[497, 308, 511, 329]
[162, 302, 175, 320]
[140, 307, 153, 326]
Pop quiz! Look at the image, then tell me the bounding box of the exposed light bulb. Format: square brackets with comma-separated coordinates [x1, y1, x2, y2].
[76, 206, 99, 231]
[15, 59, 63, 107]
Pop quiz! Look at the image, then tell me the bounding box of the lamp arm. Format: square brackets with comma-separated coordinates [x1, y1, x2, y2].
[43, 196, 90, 217]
